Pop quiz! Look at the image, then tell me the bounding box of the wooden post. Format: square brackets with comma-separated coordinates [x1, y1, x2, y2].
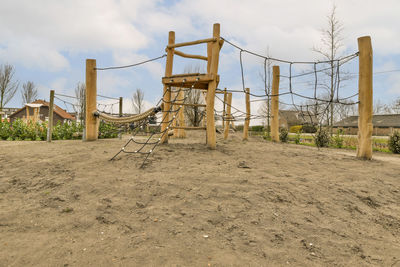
[177, 89, 186, 138]
[46, 90, 54, 142]
[271, 66, 280, 142]
[172, 91, 178, 137]
[222, 88, 227, 129]
[243, 88, 250, 140]
[224, 93, 232, 140]
[206, 23, 220, 149]
[119, 97, 123, 117]
[357, 36, 373, 159]
[85, 59, 98, 141]
[26, 106, 30, 122]
[207, 42, 212, 74]
[119, 96, 123, 140]
[161, 31, 175, 144]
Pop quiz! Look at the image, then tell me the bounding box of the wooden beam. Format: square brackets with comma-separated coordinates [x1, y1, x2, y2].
[206, 23, 220, 149]
[174, 50, 207, 61]
[357, 36, 373, 159]
[243, 88, 250, 141]
[162, 74, 219, 90]
[224, 93, 232, 140]
[85, 59, 98, 141]
[271, 66, 280, 142]
[167, 37, 217, 49]
[161, 31, 175, 144]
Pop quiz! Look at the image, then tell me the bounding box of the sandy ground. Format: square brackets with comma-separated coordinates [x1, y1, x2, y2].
[0, 131, 400, 266]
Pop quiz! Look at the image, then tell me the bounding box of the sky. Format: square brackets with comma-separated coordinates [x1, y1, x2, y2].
[1, 0, 399, 124]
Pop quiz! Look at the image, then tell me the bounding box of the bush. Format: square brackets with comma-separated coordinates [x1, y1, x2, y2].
[294, 131, 301, 144]
[99, 121, 119, 138]
[331, 130, 344, 148]
[302, 124, 317, 133]
[0, 119, 115, 141]
[250, 125, 264, 132]
[388, 131, 400, 154]
[314, 128, 330, 148]
[0, 120, 12, 140]
[11, 119, 29, 140]
[289, 125, 302, 133]
[279, 128, 288, 143]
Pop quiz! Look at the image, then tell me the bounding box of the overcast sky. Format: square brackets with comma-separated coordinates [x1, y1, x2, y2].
[1, 0, 399, 121]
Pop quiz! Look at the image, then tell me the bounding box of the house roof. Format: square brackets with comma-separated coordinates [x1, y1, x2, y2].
[10, 100, 75, 120]
[279, 110, 317, 125]
[334, 114, 400, 127]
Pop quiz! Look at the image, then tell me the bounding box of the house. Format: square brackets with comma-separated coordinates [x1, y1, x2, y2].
[278, 110, 317, 129]
[0, 107, 19, 121]
[9, 100, 75, 125]
[333, 114, 400, 136]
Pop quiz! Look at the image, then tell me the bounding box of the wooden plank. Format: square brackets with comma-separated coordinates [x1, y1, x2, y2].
[174, 50, 207, 61]
[167, 37, 217, 49]
[162, 74, 219, 90]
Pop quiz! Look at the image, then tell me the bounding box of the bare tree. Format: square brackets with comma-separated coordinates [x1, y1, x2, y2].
[21, 81, 38, 105]
[0, 64, 19, 111]
[183, 65, 206, 126]
[185, 87, 205, 126]
[258, 47, 272, 134]
[313, 5, 344, 131]
[75, 82, 85, 122]
[132, 88, 144, 114]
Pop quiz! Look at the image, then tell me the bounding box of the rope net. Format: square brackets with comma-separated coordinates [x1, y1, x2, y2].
[217, 37, 360, 128]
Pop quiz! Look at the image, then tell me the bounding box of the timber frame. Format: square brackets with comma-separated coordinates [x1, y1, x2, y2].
[160, 23, 223, 149]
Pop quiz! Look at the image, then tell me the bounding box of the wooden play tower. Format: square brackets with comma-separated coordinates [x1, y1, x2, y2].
[160, 23, 224, 149]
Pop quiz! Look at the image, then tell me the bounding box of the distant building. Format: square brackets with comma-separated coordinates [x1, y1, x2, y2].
[0, 107, 19, 121]
[334, 114, 400, 136]
[278, 110, 317, 129]
[9, 100, 75, 125]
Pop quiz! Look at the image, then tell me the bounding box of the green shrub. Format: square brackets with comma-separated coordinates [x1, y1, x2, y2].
[52, 121, 62, 140]
[279, 128, 288, 143]
[0, 120, 12, 140]
[289, 125, 302, 133]
[37, 121, 48, 140]
[250, 125, 264, 132]
[294, 131, 301, 144]
[331, 130, 344, 148]
[314, 128, 330, 148]
[302, 124, 317, 133]
[99, 121, 119, 138]
[11, 119, 29, 140]
[388, 131, 400, 154]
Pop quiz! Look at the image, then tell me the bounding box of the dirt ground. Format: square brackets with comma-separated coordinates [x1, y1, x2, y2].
[1, 131, 399, 266]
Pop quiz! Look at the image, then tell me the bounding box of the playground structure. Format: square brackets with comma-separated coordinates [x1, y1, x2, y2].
[80, 22, 373, 166]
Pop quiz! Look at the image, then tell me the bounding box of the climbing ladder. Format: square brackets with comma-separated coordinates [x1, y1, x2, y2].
[160, 23, 224, 149]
